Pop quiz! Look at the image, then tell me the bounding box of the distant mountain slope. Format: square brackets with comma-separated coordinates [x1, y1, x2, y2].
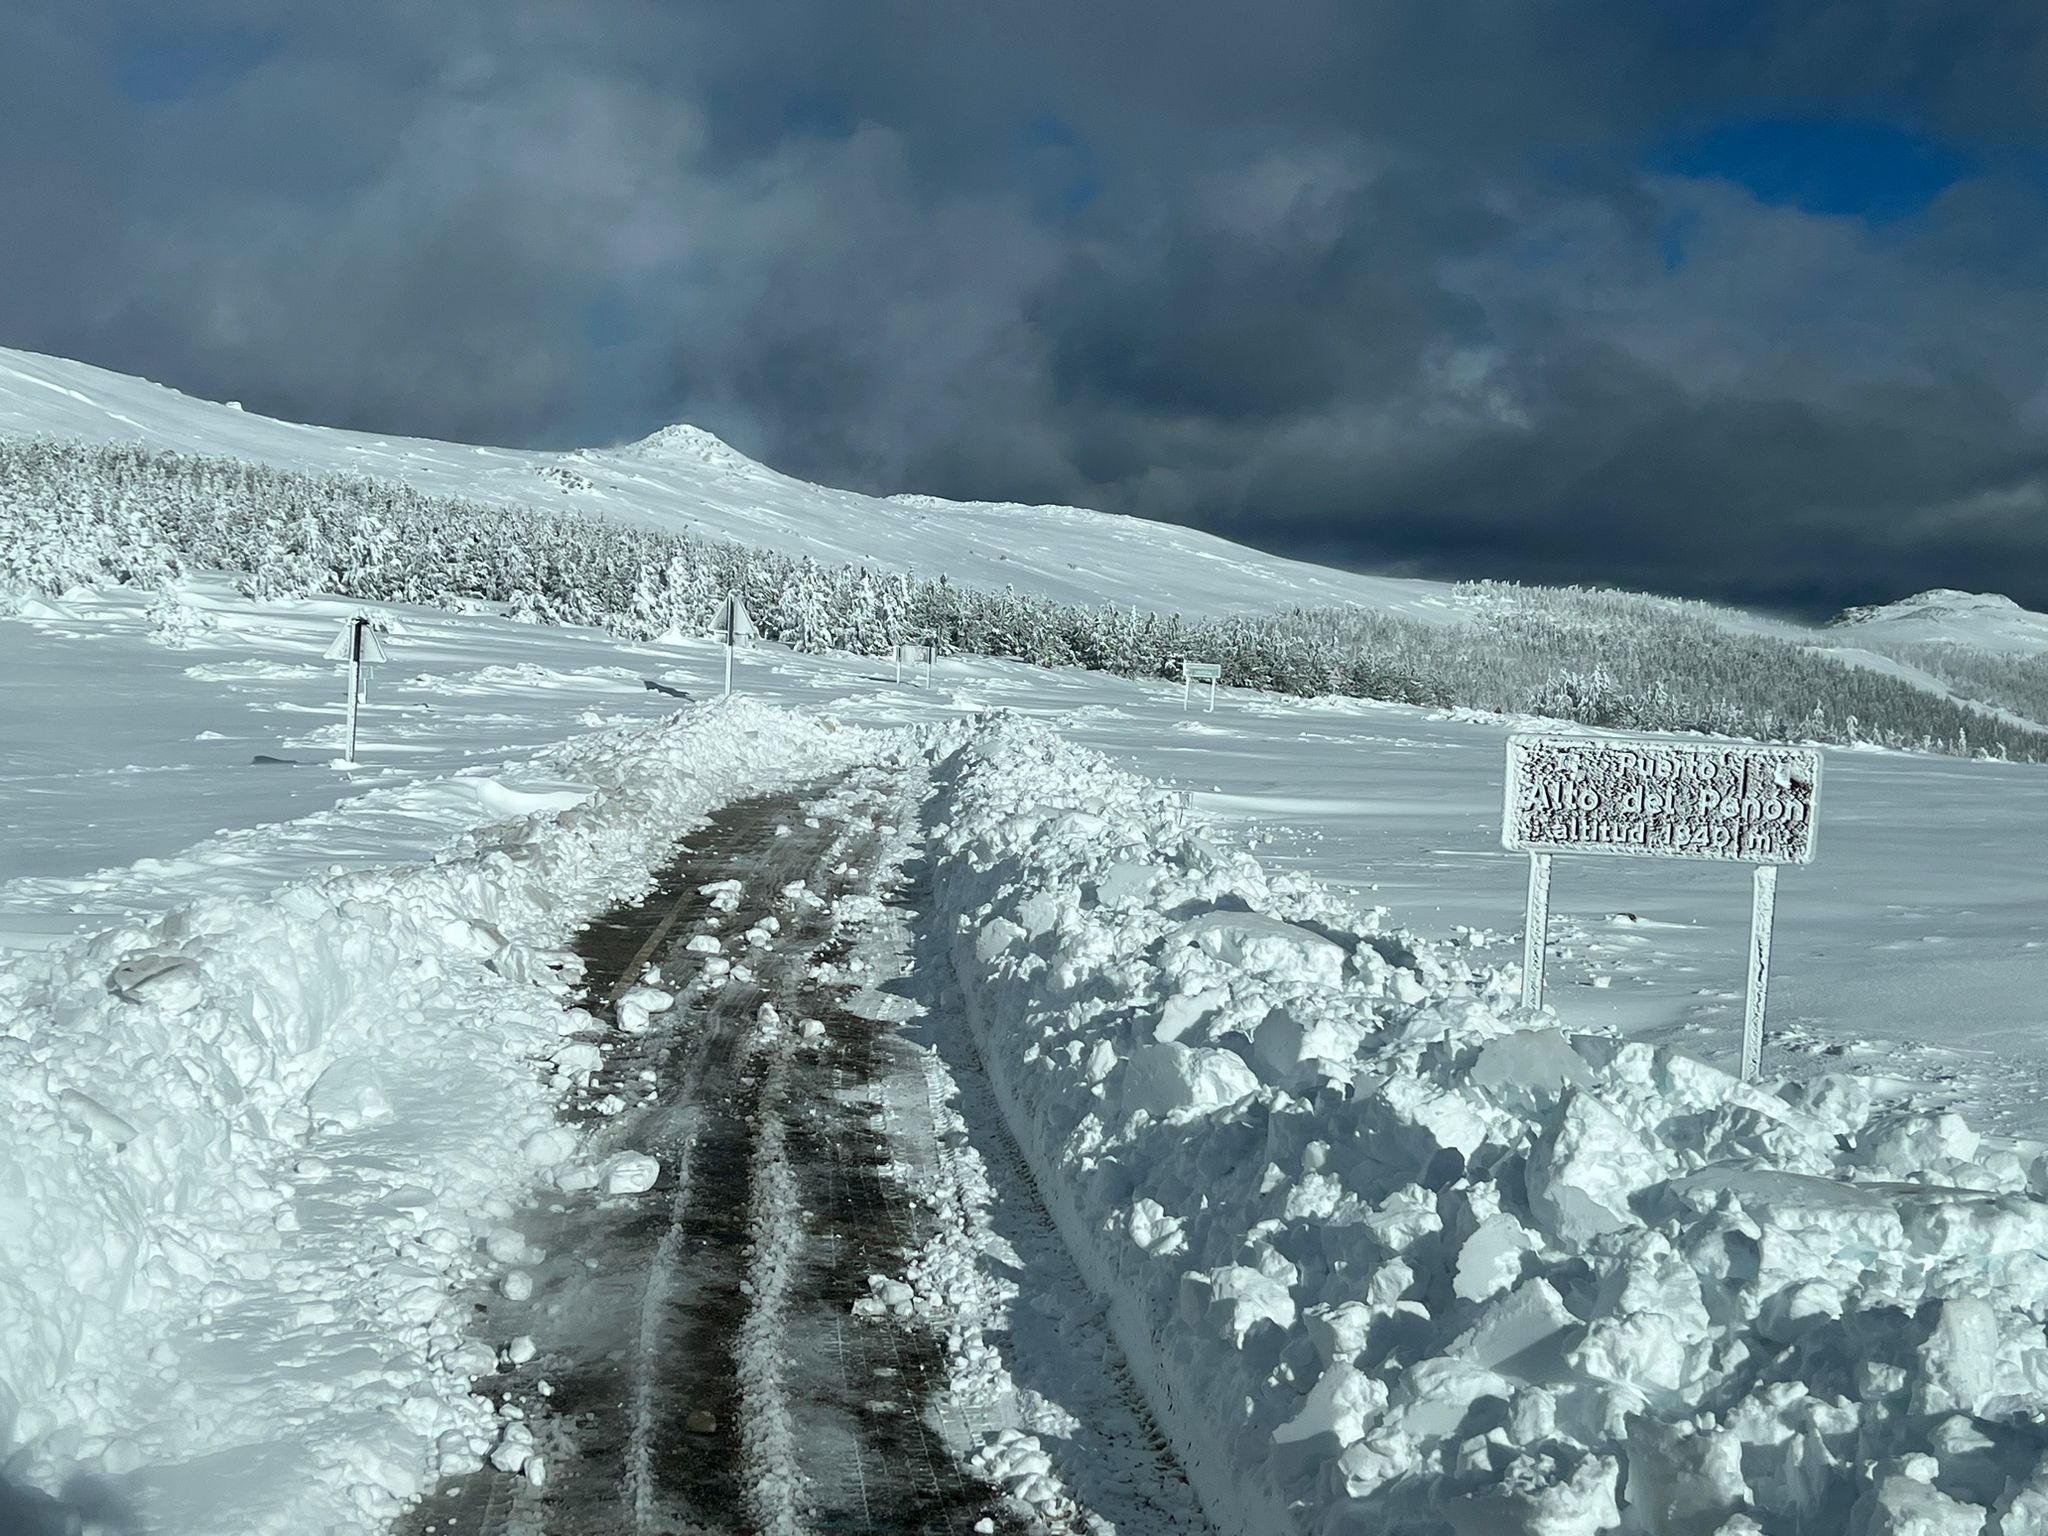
[0, 346, 1460, 622]
[1828, 589, 2048, 653]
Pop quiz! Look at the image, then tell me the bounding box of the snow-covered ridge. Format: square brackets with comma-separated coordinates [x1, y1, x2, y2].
[928, 717, 2048, 1535]
[1829, 589, 2048, 653]
[0, 345, 1459, 622]
[0, 699, 868, 1534]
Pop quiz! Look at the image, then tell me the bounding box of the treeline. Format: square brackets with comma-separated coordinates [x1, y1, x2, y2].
[3, 435, 2046, 762]
[1836, 638, 2048, 732]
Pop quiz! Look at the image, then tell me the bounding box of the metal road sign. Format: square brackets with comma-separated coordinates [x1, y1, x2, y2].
[324, 617, 388, 765]
[323, 618, 388, 666]
[1502, 732, 1823, 1080]
[713, 596, 757, 648]
[1504, 735, 1820, 865]
[894, 642, 935, 687]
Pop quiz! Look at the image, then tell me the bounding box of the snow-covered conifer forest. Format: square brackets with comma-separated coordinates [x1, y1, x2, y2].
[6, 434, 2042, 761]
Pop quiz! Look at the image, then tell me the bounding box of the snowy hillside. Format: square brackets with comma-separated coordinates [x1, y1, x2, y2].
[1829, 588, 2048, 653]
[0, 346, 1459, 622]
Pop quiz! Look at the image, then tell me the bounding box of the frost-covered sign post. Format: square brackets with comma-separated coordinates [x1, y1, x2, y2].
[1181, 660, 1222, 713]
[894, 641, 934, 688]
[713, 595, 756, 697]
[322, 616, 388, 765]
[1502, 733, 1822, 1080]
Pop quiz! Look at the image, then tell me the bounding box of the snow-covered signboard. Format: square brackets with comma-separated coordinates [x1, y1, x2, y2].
[893, 642, 934, 687]
[1503, 735, 1820, 865]
[1181, 659, 1222, 712]
[1503, 733, 1823, 1081]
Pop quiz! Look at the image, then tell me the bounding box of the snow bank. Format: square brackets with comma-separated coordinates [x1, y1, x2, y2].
[0, 698, 868, 1533]
[928, 718, 2048, 1535]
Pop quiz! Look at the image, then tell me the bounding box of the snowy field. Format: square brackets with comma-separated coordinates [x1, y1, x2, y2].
[5, 580, 2048, 1532]
[9, 581, 2048, 1133]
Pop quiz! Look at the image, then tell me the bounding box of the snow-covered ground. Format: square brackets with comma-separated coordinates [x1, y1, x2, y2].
[6, 577, 2048, 1530]
[9, 341, 2048, 1531]
[930, 719, 2048, 1535]
[10, 582, 2048, 1134]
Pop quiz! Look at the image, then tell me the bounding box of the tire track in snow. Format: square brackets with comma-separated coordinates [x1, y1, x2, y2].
[393, 773, 1052, 1536]
[392, 788, 828, 1536]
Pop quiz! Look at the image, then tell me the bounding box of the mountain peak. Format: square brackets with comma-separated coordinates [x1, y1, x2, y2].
[603, 422, 766, 476]
[1831, 589, 2022, 626]
[1827, 589, 2048, 652]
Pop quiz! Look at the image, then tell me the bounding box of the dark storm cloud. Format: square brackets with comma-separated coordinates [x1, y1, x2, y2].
[3, 1, 2047, 613]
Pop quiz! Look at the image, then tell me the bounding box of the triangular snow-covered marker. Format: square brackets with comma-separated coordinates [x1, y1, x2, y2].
[323, 618, 388, 665]
[713, 595, 756, 695]
[713, 595, 756, 647]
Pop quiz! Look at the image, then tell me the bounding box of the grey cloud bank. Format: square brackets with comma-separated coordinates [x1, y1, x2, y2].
[4, 1, 2046, 615]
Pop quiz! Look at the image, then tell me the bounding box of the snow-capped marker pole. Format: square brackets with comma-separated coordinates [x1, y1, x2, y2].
[1501, 733, 1822, 1079]
[1522, 851, 1553, 1010]
[322, 616, 388, 765]
[1182, 660, 1222, 713]
[894, 641, 934, 688]
[713, 595, 755, 696]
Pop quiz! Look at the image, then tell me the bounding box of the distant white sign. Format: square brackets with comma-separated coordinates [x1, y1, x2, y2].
[322, 618, 388, 666]
[713, 596, 757, 647]
[894, 642, 935, 687]
[1502, 733, 1824, 1081]
[322, 617, 388, 765]
[1503, 736, 1820, 865]
[713, 595, 756, 696]
[1180, 659, 1222, 712]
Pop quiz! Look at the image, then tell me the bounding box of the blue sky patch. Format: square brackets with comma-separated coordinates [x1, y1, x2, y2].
[1020, 114, 1100, 221]
[1653, 116, 1973, 222]
[115, 23, 280, 106]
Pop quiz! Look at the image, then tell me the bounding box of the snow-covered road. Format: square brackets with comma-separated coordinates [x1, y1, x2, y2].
[400, 763, 1208, 1536]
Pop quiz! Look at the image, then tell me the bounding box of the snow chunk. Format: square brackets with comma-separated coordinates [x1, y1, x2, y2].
[1121, 1041, 1261, 1120]
[1273, 1360, 1386, 1447]
[308, 1058, 394, 1131]
[616, 983, 674, 1034]
[106, 952, 203, 1012]
[1526, 1089, 1667, 1243]
[602, 1152, 661, 1195]
[1177, 910, 1346, 988]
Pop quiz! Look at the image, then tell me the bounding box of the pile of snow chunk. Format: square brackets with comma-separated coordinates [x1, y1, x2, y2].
[927, 717, 2048, 1536]
[0, 698, 869, 1534]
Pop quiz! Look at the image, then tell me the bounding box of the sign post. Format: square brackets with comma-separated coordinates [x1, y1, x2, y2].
[713, 596, 756, 696]
[1181, 660, 1222, 713]
[323, 616, 388, 765]
[1501, 733, 1821, 1079]
[1522, 851, 1553, 1011]
[894, 641, 934, 688]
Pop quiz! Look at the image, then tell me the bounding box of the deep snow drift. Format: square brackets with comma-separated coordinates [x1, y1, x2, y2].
[927, 718, 2048, 1535]
[0, 700, 869, 1534]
